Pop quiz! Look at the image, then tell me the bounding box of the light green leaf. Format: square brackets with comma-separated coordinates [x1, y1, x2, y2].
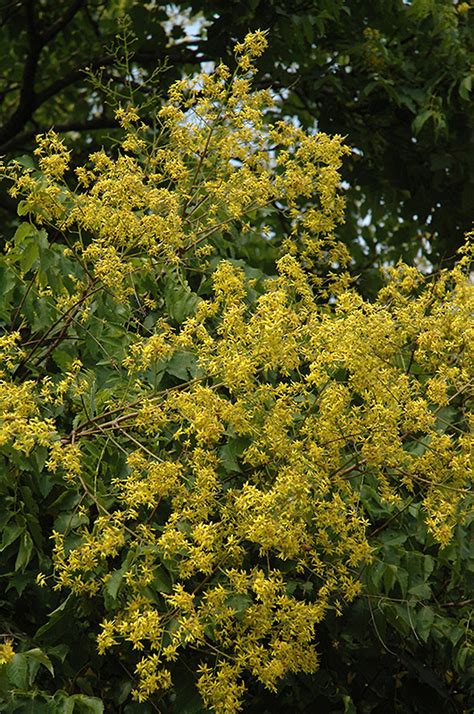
[17, 200, 30, 217]
[13, 155, 36, 169]
[19, 239, 39, 273]
[342, 695, 357, 714]
[13, 222, 36, 244]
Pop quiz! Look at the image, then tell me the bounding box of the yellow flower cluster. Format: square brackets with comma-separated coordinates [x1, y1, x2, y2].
[0, 331, 24, 377]
[0, 381, 54, 454]
[2, 33, 472, 714]
[47, 442, 83, 482]
[50, 248, 472, 710]
[3, 34, 347, 307]
[235, 29, 269, 73]
[40, 359, 84, 406]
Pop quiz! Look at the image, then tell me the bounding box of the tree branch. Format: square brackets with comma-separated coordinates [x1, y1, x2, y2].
[0, 1, 40, 146]
[0, 1, 85, 150]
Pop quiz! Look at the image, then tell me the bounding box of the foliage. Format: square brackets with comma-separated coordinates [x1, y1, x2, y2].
[0, 30, 473, 714]
[1, 1, 473, 285]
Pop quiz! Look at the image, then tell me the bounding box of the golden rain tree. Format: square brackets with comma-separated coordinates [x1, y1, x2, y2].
[0, 32, 472, 713]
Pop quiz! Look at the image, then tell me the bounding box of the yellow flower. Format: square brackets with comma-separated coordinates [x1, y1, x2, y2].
[0, 639, 15, 665]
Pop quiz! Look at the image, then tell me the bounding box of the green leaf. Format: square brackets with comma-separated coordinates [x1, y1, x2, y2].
[34, 595, 73, 638]
[423, 554, 434, 581]
[104, 550, 133, 604]
[417, 606, 434, 642]
[124, 703, 156, 714]
[24, 648, 54, 676]
[396, 568, 409, 598]
[152, 566, 172, 594]
[51, 349, 75, 371]
[15, 530, 34, 571]
[342, 695, 357, 714]
[166, 351, 197, 380]
[408, 582, 431, 599]
[46, 691, 78, 714]
[17, 200, 30, 217]
[70, 694, 104, 713]
[448, 625, 465, 647]
[380, 531, 407, 546]
[454, 646, 471, 672]
[459, 75, 472, 100]
[383, 564, 397, 592]
[170, 664, 208, 714]
[5, 653, 29, 688]
[105, 568, 125, 602]
[53, 511, 88, 534]
[226, 593, 252, 621]
[0, 523, 23, 552]
[13, 155, 36, 169]
[116, 680, 133, 706]
[164, 274, 200, 324]
[47, 644, 70, 663]
[19, 239, 39, 273]
[13, 222, 36, 244]
[219, 439, 243, 473]
[412, 109, 432, 134]
[6, 572, 32, 596]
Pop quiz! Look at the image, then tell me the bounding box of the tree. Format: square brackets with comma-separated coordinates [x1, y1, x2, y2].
[0, 35, 472, 712]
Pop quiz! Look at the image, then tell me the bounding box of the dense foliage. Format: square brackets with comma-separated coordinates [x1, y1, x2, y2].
[0, 33, 472, 713]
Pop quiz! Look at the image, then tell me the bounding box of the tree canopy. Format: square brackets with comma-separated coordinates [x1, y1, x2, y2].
[0, 5, 473, 714]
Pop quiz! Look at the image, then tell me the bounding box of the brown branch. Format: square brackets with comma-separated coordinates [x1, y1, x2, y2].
[0, 2, 85, 149]
[440, 598, 474, 608]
